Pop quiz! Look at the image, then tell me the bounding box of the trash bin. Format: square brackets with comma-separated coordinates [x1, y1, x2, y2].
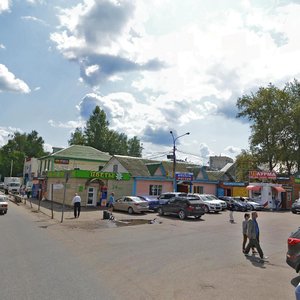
[103, 210, 111, 220]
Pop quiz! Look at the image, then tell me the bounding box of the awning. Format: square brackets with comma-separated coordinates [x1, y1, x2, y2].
[246, 185, 261, 191]
[273, 186, 286, 192]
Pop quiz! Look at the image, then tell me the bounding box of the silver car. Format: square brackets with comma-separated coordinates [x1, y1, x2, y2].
[113, 196, 149, 214]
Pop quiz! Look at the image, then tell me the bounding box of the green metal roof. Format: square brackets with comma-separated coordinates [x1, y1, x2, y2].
[40, 145, 111, 162]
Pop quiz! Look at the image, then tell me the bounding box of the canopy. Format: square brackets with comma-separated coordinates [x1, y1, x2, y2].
[246, 185, 261, 191]
[273, 186, 286, 192]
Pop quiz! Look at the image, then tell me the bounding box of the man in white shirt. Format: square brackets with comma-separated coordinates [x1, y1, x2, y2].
[72, 193, 81, 218]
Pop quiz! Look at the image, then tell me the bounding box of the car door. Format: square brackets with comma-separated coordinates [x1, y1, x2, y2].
[171, 198, 184, 214]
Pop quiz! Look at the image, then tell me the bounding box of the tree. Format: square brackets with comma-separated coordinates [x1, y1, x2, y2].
[69, 105, 143, 157]
[237, 83, 288, 171]
[68, 128, 86, 146]
[128, 136, 143, 157]
[84, 106, 109, 151]
[0, 130, 46, 177]
[236, 80, 300, 175]
[235, 150, 259, 182]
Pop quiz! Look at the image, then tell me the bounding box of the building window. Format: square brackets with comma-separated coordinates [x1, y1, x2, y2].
[149, 185, 162, 196]
[193, 186, 203, 194]
[113, 164, 118, 172]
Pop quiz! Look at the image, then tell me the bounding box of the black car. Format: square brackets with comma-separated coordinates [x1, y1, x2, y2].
[157, 196, 205, 220]
[157, 192, 187, 205]
[219, 196, 245, 211]
[286, 227, 300, 272]
[291, 199, 300, 214]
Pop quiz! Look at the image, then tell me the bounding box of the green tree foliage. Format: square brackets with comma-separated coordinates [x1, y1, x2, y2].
[0, 131, 46, 177]
[68, 127, 86, 145]
[128, 136, 143, 157]
[235, 150, 259, 182]
[69, 106, 143, 157]
[236, 80, 300, 175]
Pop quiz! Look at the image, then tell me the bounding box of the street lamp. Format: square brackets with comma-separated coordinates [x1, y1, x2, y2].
[170, 131, 190, 192]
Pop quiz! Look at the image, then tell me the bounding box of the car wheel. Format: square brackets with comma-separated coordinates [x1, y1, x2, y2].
[128, 207, 134, 214]
[178, 210, 186, 220]
[204, 206, 209, 213]
[292, 211, 297, 214]
[158, 207, 164, 216]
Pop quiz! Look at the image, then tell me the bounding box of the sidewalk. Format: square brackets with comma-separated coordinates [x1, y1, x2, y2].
[11, 195, 160, 229]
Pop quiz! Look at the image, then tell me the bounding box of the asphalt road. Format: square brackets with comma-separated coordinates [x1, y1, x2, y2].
[1, 201, 300, 300]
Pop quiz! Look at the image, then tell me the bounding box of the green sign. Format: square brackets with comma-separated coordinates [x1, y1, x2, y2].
[47, 170, 131, 180]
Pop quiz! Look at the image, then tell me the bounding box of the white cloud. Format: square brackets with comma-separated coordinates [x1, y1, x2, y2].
[0, 0, 11, 14]
[0, 43, 5, 49]
[0, 64, 31, 93]
[0, 126, 21, 147]
[48, 119, 85, 129]
[21, 16, 48, 26]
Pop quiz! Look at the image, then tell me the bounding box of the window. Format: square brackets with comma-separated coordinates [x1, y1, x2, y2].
[193, 186, 203, 194]
[149, 185, 162, 196]
[113, 164, 118, 172]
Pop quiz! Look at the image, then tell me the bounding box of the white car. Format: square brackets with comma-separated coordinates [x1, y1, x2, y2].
[0, 194, 8, 215]
[242, 197, 264, 211]
[203, 194, 227, 210]
[188, 193, 222, 213]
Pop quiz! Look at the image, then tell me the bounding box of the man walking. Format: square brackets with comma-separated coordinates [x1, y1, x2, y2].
[72, 193, 81, 218]
[244, 211, 268, 262]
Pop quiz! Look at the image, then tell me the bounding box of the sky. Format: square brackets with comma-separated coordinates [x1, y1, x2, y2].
[0, 0, 299, 165]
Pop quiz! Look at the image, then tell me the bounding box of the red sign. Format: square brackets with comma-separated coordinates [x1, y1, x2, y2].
[249, 170, 276, 180]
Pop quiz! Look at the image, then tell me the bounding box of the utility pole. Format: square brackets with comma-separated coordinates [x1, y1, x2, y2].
[170, 131, 190, 192]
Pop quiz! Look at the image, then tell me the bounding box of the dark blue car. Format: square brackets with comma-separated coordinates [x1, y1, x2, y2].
[138, 196, 160, 212]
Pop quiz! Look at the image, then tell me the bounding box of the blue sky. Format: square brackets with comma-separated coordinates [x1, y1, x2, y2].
[0, 0, 299, 165]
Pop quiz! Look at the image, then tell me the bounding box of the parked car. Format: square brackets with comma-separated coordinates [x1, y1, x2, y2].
[286, 227, 300, 272]
[157, 196, 206, 220]
[219, 196, 246, 211]
[112, 196, 149, 214]
[291, 199, 300, 214]
[204, 194, 227, 210]
[0, 194, 8, 215]
[233, 197, 251, 211]
[157, 192, 187, 205]
[138, 195, 160, 212]
[188, 193, 222, 213]
[242, 197, 264, 211]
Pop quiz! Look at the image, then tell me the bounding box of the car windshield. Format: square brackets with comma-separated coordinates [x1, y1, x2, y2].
[9, 183, 20, 187]
[130, 197, 145, 202]
[205, 195, 219, 200]
[188, 199, 203, 204]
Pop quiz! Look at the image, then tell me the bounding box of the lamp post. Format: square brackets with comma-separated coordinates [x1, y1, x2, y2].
[170, 131, 190, 192]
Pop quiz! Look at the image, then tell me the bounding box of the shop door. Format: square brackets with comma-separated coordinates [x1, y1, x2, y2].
[87, 187, 97, 206]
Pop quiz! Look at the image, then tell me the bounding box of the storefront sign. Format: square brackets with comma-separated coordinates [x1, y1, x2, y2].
[249, 170, 276, 180]
[223, 182, 245, 186]
[175, 172, 193, 181]
[54, 159, 69, 164]
[47, 170, 131, 181]
[53, 183, 64, 190]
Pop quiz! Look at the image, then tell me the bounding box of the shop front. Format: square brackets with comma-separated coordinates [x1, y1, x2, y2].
[46, 170, 131, 207]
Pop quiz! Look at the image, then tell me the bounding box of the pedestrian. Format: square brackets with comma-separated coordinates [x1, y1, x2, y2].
[108, 192, 115, 212]
[296, 282, 300, 300]
[72, 193, 81, 218]
[228, 199, 235, 223]
[244, 211, 268, 262]
[242, 213, 256, 254]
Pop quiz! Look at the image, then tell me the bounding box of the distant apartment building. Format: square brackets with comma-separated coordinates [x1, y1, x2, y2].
[209, 156, 234, 171]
